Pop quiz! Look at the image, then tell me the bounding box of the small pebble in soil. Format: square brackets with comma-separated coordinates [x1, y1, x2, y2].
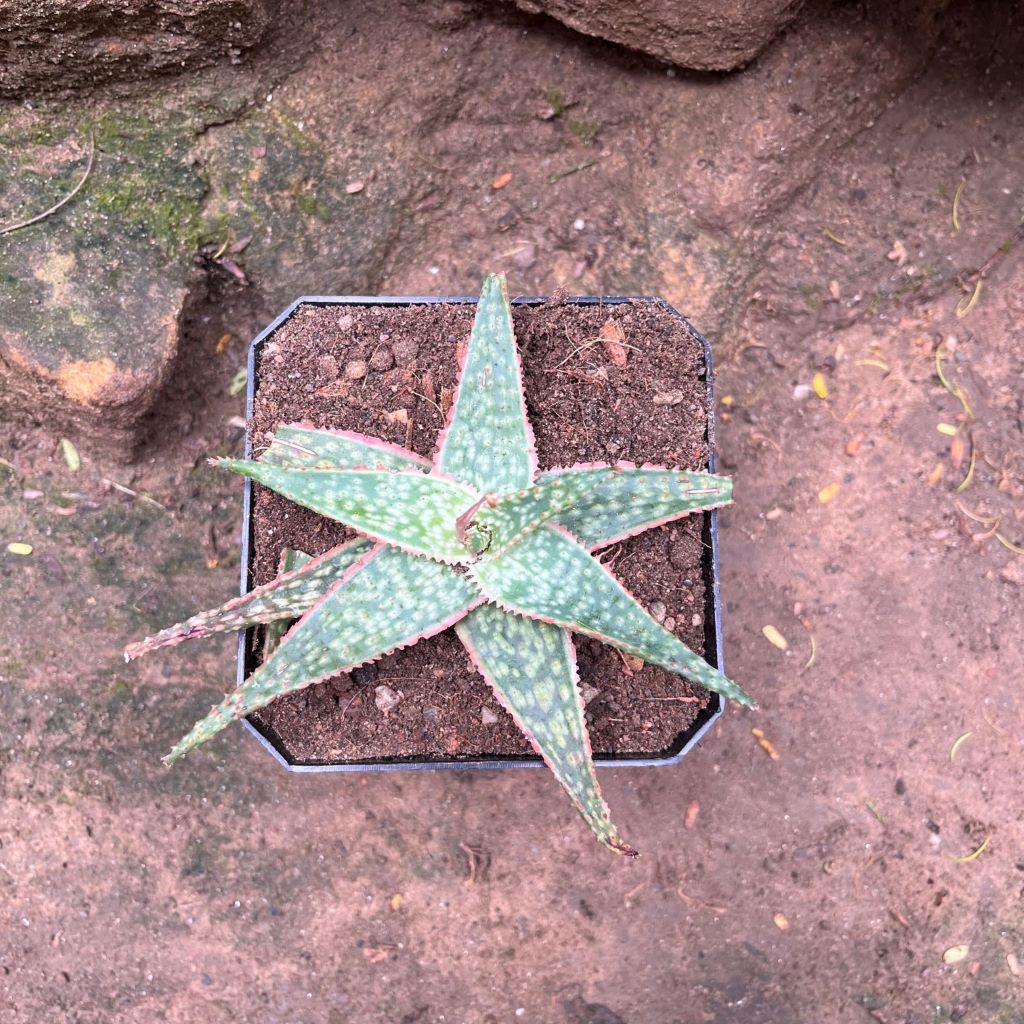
[374, 685, 402, 713]
[369, 347, 394, 371]
[649, 601, 667, 623]
[392, 337, 419, 367]
[895, 778, 907, 795]
[513, 242, 536, 270]
[580, 684, 600, 705]
[653, 390, 685, 406]
[345, 359, 368, 380]
[337, 313, 354, 331]
[481, 707, 499, 726]
[316, 354, 339, 379]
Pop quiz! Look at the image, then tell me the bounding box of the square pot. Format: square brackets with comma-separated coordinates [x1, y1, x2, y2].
[237, 293, 726, 773]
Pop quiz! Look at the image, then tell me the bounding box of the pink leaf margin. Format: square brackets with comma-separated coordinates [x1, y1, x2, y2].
[455, 613, 638, 858]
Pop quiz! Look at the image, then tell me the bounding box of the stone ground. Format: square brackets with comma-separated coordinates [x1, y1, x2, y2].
[1, 2, 1023, 1023]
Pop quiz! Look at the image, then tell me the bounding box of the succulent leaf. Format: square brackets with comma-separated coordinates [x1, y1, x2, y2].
[457, 604, 637, 856]
[213, 460, 482, 564]
[434, 273, 537, 495]
[166, 544, 484, 763]
[264, 547, 313, 655]
[538, 463, 733, 550]
[469, 524, 754, 706]
[123, 538, 371, 660]
[260, 422, 429, 472]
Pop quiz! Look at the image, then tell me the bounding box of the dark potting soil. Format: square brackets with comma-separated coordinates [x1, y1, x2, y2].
[247, 298, 716, 763]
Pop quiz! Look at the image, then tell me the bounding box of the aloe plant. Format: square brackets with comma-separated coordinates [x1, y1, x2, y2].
[126, 274, 753, 856]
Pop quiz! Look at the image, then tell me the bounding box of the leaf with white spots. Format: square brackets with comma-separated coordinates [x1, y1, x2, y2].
[470, 524, 754, 706]
[165, 544, 484, 762]
[123, 538, 371, 660]
[457, 604, 636, 856]
[260, 423, 428, 472]
[434, 274, 537, 495]
[213, 460, 482, 563]
[265, 547, 314, 655]
[538, 463, 732, 550]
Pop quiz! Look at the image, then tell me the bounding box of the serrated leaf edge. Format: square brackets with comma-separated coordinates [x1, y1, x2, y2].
[123, 536, 371, 660]
[165, 542, 487, 763]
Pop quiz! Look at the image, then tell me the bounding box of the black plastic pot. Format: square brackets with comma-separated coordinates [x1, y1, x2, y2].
[238, 293, 726, 773]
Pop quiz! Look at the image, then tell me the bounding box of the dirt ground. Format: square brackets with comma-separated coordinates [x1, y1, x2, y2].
[2, 5, 1023, 1024]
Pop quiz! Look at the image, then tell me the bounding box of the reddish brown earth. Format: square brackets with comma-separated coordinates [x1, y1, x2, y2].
[1, 5, 1022, 1024]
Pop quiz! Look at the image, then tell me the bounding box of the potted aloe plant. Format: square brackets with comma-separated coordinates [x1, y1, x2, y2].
[126, 275, 753, 855]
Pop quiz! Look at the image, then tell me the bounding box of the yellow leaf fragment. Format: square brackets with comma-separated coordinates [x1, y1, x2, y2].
[800, 616, 817, 670]
[720, 394, 734, 408]
[773, 912, 790, 931]
[855, 358, 891, 373]
[390, 893, 403, 912]
[950, 433, 966, 468]
[952, 835, 990, 864]
[7, 542, 33, 556]
[812, 372, 829, 399]
[927, 463, 945, 486]
[846, 432, 865, 457]
[994, 532, 1024, 555]
[817, 482, 840, 504]
[943, 944, 969, 965]
[935, 345, 974, 419]
[492, 172, 513, 190]
[762, 625, 788, 650]
[955, 444, 976, 493]
[949, 731, 972, 761]
[937, 423, 958, 436]
[752, 728, 781, 761]
[60, 438, 80, 472]
[1007, 953, 1021, 977]
[955, 279, 982, 319]
[952, 179, 966, 235]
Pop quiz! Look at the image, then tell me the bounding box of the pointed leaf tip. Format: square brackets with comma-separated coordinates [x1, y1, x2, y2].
[435, 274, 537, 495]
[456, 605, 634, 854]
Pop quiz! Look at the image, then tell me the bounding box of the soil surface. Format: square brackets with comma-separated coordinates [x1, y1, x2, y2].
[1, 5, 1022, 1024]
[248, 299, 714, 762]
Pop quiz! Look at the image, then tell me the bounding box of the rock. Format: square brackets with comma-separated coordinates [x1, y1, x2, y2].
[368, 347, 394, 371]
[344, 359, 368, 381]
[0, 0, 277, 99]
[374, 685, 402, 713]
[0, 114, 205, 456]
[506, 0, 806, 71]
[481, 707, 499, 726]
[391, 337, 419, 368]
[580, 684, 600, 705]
[316, 354, 339, 380]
